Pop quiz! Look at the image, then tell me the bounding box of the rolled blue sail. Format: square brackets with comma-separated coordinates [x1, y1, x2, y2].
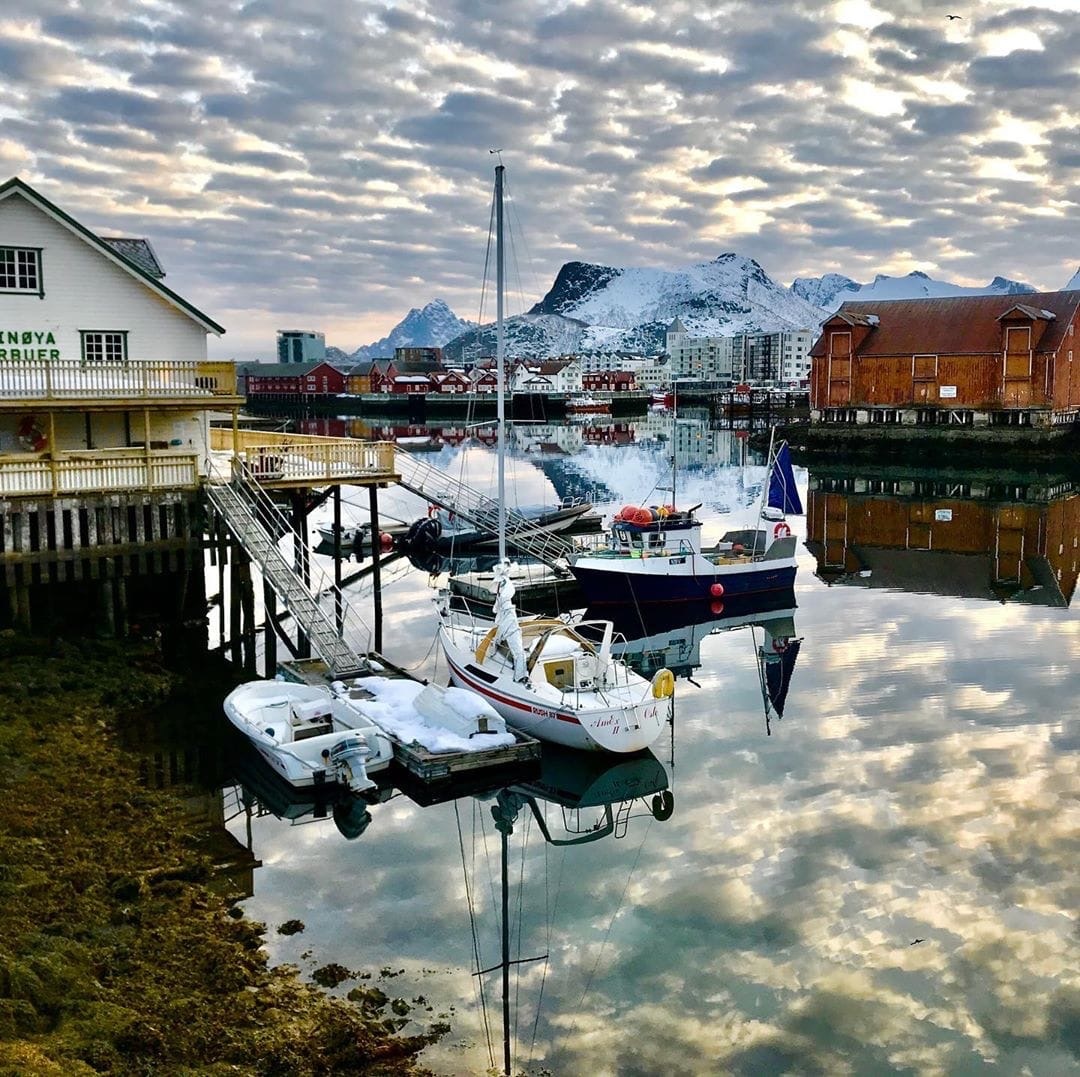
[767, 442, 803, 516]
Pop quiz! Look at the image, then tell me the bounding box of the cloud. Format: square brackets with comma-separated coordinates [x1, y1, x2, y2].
[0, 0, 1076, 358]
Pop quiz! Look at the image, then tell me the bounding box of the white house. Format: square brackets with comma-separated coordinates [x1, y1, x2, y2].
[0, 176, 238, 485]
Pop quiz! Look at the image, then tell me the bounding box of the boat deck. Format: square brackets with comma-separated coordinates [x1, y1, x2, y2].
[276, 655, 541, 783]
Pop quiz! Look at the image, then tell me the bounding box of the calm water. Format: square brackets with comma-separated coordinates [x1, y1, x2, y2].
[218, 416, 1080, 1076]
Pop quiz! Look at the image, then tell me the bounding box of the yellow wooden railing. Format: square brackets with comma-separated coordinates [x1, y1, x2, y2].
[0, 448, 200, 497]
[209, 428, 397, 483]
[0, 359, 241, 402]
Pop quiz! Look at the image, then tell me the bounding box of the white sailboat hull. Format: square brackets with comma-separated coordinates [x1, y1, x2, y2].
[437, 620, 669, 753]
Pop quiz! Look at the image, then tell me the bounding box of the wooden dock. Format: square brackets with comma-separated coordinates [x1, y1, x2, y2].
[276, 655, 542, 784]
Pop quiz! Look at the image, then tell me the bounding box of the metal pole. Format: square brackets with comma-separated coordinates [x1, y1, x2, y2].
[501, 826, 511, 1077]
[369, 485, 383, 654]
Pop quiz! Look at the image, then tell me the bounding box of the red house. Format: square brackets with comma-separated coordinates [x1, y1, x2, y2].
[246, 362, 314, 399]
[300, 361, 349, 396]
[583, 370, 636, 391]
[431, 370, 471, 393]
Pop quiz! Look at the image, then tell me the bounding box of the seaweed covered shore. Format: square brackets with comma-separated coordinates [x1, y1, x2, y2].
[0, 635, 445, 1075]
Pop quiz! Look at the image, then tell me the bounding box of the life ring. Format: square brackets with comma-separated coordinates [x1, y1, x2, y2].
[427, 504, 438, 518]
[773, 521, 792, 539]
[16, 415, 47, 453]
[772, 638, 789, 653]
[651, 668, 675, 699]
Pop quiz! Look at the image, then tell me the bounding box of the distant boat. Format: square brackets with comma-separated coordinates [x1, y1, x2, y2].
[223, 681, 393, 795]
[565, 396, 611, 414]
[406, 497, 596, 553]
[315, 521, 366, 548]
[569, 435, 803, 604]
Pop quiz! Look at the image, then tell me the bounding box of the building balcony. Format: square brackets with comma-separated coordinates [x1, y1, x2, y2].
[0, 448, 199, 499]
[0, 359, 244, 410]
[209, 428, 398, 489]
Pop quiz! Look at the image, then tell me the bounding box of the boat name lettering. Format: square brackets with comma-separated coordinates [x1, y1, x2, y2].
[529, 705, 556, 719]
[669, 556, 686, 564]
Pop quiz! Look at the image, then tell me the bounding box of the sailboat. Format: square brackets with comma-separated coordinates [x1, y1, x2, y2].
[568, 425, 804, 605]
[435, 163, 674, 753]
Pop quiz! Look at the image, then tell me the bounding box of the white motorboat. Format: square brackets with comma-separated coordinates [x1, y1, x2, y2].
[435, 164, 673, 754]
[223, 680, 393, 795]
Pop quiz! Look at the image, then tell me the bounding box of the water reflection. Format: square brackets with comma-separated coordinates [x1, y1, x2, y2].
[470, 746, 673, 1075]
[807, 468, 1080, 605]
[211, 425, 1080, 1074]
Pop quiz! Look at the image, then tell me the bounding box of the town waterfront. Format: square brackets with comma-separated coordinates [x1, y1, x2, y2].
[207, 415, 1080, 1075]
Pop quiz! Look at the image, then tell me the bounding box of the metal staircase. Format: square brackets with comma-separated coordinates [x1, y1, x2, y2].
[205, 460, 371, 676]
[392, 446, 575, 569]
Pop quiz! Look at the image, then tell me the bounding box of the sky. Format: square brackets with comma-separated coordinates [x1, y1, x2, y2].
[2, 0, 1078, 360]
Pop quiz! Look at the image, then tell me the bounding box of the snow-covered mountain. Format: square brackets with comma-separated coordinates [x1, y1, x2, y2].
[444, 254, 826, 360]
[1066, 267, 1080, 290]
[402, 261, 1061, 364]
[791, 270, 1035, 311]
[350, 299, 475, 361]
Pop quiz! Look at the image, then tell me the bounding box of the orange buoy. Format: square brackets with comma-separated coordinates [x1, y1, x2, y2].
[710, 582, 725, 598]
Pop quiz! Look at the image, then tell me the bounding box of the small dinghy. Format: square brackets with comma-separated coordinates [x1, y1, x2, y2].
[223, 681, 393, 795]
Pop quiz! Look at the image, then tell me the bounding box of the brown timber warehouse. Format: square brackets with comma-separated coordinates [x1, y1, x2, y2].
[809, 290, 1080, 429]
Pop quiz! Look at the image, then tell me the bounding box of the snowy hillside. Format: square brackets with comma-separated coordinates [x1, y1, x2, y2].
[351, 299, 474, 360]
[531, 254, 825, 336]
[792, 270, 1035, 311]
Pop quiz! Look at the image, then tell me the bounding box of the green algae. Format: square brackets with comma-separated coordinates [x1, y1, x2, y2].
[0, 636, 444, 1075]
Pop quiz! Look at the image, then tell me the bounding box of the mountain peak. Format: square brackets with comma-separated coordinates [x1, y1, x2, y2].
[350, 299, 475, 361]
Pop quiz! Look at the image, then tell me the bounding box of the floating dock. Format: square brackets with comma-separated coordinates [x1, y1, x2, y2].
[276, 656, 542, 783]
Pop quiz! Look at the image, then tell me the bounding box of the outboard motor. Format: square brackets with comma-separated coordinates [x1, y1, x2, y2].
[329, 735, 375, 795]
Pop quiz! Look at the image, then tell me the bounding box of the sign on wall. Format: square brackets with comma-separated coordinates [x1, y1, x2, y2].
[939, 385, 957, 398]
[0, 331, 61, 361]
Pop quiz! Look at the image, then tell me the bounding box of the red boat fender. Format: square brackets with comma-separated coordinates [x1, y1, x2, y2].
[710, 583, 725, 598]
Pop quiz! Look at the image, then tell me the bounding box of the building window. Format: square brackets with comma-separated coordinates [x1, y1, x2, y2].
[81, 330, 128, 363]
[0, 247, 43, 295]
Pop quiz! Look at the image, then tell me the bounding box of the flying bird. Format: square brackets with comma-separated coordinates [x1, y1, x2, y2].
[910, 938, 926, 946]
[945, 13, 963, 19]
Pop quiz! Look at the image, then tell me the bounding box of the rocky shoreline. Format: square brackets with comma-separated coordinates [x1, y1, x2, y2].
[0, 635, 445, 1075]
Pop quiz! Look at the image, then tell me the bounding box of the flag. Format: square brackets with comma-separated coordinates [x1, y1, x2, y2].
[767, 441, 803, 516]
[764, 638, 801, 718]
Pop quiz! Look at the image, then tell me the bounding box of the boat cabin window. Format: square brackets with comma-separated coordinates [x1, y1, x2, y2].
[613, 526, 667, 553]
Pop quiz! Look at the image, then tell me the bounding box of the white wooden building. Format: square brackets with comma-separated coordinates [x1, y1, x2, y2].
[0, 177, 240, 495]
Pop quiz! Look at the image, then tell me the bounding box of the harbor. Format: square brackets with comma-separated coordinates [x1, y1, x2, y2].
[2, 141, 1079, 1077]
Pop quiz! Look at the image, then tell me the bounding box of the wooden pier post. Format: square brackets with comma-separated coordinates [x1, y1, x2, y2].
[229, 541, 242, 666]
[263, 581, 277, 679]
[239, 554, 256, 677]
[290, 492, 310, 659]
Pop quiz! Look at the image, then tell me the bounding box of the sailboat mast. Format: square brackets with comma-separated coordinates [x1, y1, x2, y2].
[671, 380, 677, 508]
[495, 164, 507, 564]
[500, 825, 511, 1077]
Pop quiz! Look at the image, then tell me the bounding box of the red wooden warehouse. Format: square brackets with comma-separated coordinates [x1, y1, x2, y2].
[809, 290, 1080, 428]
